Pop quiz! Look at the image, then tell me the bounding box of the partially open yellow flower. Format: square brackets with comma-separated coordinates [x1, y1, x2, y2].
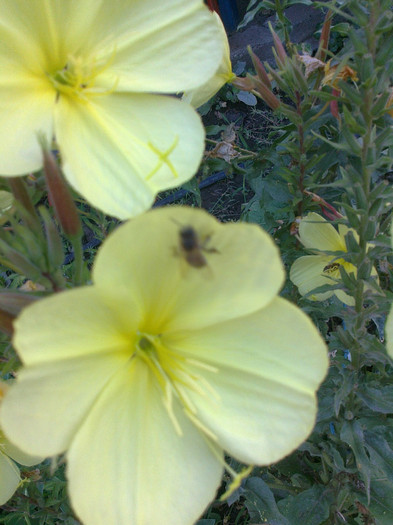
[1, 207, 328, 525]
[0, 0, 223, 219]
[290, 212, 376, 306]
[322, 60, 358, 88]
[0, 382, 42, 505]
[183, 12, 235, 108]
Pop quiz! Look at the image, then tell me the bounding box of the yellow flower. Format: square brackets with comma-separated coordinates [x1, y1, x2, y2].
[1, 207, 328, 525]
[182, 12, 235, 108]
[0, 382, 42, 505]
[0, 0, 223, 219]
[290, 212, 377, 306]
[322, 60, 358, 88]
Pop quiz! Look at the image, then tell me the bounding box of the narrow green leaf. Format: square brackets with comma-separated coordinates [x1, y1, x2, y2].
[243, 477, 290, 525]
[340, 420, 371, 501]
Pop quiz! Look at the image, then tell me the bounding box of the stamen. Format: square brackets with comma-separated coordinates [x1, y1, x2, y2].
[185, 358, 219, 373]
[135, 331, 220, 439]
[219, 466, 254, 501]
[202, 434, 254, 499]
[185, 410, 218, 441]
[48, 50, 118, 102]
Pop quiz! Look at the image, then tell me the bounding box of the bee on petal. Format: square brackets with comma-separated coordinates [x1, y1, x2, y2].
[176, 225, 218, 269]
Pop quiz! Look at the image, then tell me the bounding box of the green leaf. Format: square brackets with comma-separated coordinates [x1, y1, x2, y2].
[182, 178, 201, 207]
[359, 480, 393, 525]
[278, 485, 331, 525]
[334, 370, 355, 417]
[340, 420, 371, 501]
[356, 385, 393, 414]
[243, 477, 290, 525]
[365, 430, 393, 483]
[287, 0, 312, 6]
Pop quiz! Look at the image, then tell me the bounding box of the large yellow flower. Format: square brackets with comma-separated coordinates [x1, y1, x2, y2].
[0, 382, 42, 505]
[290, 212, 373, 306]
[1, 207, 328, 525]
[0, 0, 223, 219]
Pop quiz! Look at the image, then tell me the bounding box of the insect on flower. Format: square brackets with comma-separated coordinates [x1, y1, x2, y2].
[323, 262, 341, 274]
[177, 225, 218, 268]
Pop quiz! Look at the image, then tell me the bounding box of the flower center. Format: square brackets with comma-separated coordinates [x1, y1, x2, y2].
[135, 332, 219, 438]
[48, 53, 117, 101]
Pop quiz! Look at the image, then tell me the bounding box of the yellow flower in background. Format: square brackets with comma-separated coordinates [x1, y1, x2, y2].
[183, 12, 235, 108]
[0, 382, 42, 505]
[290, 212, 377, 306]
[1, 207, 328, 525]
[322, 60, 358, 88]
[0, 0, 223, 219]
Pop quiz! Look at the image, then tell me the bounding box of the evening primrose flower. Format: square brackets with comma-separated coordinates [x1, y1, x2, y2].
[183, 12, 235, 108]
[0, 382, 42, 505]
[290, 213, 360, 305]
[0, 0, 224, 219]
[1, 207, 328, 525]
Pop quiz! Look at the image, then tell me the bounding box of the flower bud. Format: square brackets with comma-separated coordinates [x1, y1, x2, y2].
[252, 77, 281, 110]
[268, 22, 287, 67]
[40, 139, 82, 240]
[247, 46, 271, 88]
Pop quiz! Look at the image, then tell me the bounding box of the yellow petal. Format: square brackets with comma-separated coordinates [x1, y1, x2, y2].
[13, 287, 138, 365]
[0, 452, 20, 505]
[67, 358, 223, 525]
[93, 206, 285, 331]
[299, 213, 346, 252]
[0, 430, 42, 467]
[0, 66, 54, 175]
[166, 297, 328, 464]
[290, 254, 338, 301]
[183, 12, 235, 108]
[55, 94, 205, 219]
[107, 0, 224, 93]
[1, 351, 129, 457]
[334, 289, 355, 306]
[0, 0, 60, 70]
[386, 304, 393, 358]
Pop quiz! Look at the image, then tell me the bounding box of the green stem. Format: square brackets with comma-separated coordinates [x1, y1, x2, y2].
[71, 233, 84, 286]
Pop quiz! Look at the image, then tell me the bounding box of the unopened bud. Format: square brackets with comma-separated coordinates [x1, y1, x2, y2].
[268, 22, 287, 66]
[39, 138, 82, 239]
[0, 292, 40, 335]
[252, 77, 281, 110]
[316, 10, 332, 62]
[247, 46, 271, 88]
[231, 75, 255, 91]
